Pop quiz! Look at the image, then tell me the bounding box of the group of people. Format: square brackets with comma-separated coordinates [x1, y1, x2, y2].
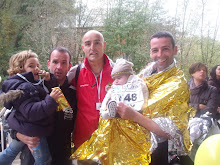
[187, 62, 220, 161]
[0, 29, 219, 165]
[0, 47, 76, 165]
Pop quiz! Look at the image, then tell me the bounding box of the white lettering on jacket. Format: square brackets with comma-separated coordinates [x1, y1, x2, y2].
[80, 84, 89, 87]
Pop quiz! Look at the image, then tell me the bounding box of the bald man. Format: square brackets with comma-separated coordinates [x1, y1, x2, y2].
[67, 30, 114, 148]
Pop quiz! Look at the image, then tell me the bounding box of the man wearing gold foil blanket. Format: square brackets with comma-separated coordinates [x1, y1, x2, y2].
[71, 31, 194, 165]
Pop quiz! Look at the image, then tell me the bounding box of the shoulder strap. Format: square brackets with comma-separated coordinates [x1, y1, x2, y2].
[75, 64, 82, 85]
[0, 107, 7, 118]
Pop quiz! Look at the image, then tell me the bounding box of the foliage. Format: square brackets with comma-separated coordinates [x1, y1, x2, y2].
[0, 1, 21, 77]
[18, 0, 79, 69]
[0, 0, 220, 81]
[103, 0, 181, 73]
[103, 0, 162, 72]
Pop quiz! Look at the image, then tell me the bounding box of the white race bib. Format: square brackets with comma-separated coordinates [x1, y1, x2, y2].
[111, 81, 144, 111]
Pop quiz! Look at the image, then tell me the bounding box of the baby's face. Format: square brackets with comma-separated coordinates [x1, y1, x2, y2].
[113, 74, 129, 85]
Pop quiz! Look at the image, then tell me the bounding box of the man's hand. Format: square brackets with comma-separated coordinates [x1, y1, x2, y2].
[16, 132, 40, 150]
[50, 88, 63, 102]
[116, 102, 138, 121]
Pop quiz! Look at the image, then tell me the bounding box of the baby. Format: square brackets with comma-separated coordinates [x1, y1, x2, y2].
[101, 58, 148, 119]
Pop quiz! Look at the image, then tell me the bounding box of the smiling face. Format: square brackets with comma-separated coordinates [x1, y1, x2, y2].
[24, 57, 41, 80]
[150, 37, 177, 72]
[47, 50, 72, 85]
[81, 31, 106, 63]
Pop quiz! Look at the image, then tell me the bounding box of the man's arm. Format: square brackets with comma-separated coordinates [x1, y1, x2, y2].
[116, 102, 169, 138]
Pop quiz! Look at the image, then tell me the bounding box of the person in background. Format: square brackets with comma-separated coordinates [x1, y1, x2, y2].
[188, 62, 218, 162]
[67, 30, 114, 149]
[208, 65, 220, 120]
[0, 50, 62, 165]
[116, 31, 194, 165]
[14, 47, 77, 165]
[188, 62, 218, 118]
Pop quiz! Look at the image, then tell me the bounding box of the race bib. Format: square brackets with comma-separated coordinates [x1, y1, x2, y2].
[111, 81, 144, 111]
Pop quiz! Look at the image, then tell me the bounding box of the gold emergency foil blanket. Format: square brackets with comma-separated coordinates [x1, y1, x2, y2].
[52, 87, 70, 111]
[71, 66, 195, 164]
[141, 66, 195, 153]
[71, 117, 151, 164]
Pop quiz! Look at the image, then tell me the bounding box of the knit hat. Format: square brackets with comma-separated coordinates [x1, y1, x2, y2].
[111, 59, 134, 78]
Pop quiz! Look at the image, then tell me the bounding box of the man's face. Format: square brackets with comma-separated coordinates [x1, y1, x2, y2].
[47, 50, 72, 84]
[82, 32, 106, 63]
[150, 37, 177, 72]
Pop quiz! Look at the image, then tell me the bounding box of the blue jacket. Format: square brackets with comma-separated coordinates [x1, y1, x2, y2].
[2, 72, 58, 136]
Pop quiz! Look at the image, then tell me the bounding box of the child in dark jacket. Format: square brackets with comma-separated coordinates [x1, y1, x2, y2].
[0, 50, 62, 165]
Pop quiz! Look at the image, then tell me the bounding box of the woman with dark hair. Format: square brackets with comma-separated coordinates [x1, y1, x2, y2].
[188, 62, 218, 161]
[188, 62, 218, 118]
[208, 65, 220, 119]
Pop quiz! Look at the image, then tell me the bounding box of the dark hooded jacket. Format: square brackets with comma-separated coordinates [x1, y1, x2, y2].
[47, 77, 77, 165]
[208, 76, 220, 119]
[1, 72, 58, 136]
[208, 77, 220, 107]
[188, 79, 218, 118]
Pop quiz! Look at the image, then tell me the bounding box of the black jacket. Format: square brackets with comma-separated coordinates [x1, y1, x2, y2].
[208, 77, 220, 107]
[47, 78, 77, 165]
[188, 79, 218, 118]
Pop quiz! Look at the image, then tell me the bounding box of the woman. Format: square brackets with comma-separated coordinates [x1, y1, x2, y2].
[208, 65, 220, 119]
[188, 62, 218, 161]
[188, 62, 218, 118]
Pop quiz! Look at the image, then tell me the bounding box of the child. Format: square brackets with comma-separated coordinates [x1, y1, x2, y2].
[100, 58, 148, 119]
[0, 50, 62, 165]
[71, 59, 150, 164]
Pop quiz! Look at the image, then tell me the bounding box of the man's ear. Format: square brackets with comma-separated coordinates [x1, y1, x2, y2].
[47, 60, 50, 69]
[174, 46, 178, 55]
[104, 41, 107, 49]
[68, 62, 72, 71]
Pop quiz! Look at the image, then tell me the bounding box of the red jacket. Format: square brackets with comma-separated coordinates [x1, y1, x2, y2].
[68, 54, 114, 148]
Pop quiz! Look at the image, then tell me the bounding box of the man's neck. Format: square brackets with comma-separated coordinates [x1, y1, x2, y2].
[58, 79, 65, 87]
[155, 60, 175, 73]
[89, 59, 104, 76]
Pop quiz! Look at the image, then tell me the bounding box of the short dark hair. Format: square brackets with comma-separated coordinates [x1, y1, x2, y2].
[49, 46, 72, 63]
[150, 31, 175, 48]
[210, 65, 220, 80]
[189, 62, 208, 75]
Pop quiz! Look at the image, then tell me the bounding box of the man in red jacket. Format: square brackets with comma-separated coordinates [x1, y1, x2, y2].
[67, 30, 114, 149]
